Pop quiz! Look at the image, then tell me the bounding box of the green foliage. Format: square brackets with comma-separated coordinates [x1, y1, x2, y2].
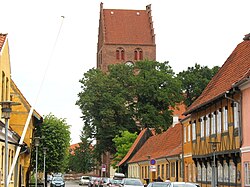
[177, 63, 220, 106]
[31, 113, 71, 173]
[76, 60, 182, 159]
[112, 131, 138, 168]
[68, 133, 95, 173]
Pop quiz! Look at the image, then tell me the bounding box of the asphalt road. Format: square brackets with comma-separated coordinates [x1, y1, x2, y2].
[65, 180, 82, 187]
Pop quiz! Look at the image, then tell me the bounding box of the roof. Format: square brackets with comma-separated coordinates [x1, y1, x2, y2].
[118, 128, 152, 166]
[128, 123, 182, 163]
[102, 5, 155, 45]
[185, 38, 250, 114]
[0, 33, 7, 52]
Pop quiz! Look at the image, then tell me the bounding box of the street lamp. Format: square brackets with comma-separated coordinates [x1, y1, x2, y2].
[43, 147, 47, 187]
[209, 141, 220, 187]
[34, 137, 41, 187]
[0, 101, 20, 187]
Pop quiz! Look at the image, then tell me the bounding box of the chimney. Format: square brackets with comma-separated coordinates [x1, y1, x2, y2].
[243, 33, 250, 41]
[172, 115, 179, 127]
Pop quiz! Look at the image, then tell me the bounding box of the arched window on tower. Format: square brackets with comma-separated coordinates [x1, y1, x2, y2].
[121, 49, 125, 60]
[116, 47, 125, 60]
[134, 48, 143, 60]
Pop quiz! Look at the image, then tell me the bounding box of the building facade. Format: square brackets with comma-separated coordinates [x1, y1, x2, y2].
[0, 33, 42, 187]
[184, 34, 250, 187]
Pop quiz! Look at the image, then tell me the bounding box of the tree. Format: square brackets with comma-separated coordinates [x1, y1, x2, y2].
[68, 132, 95, 173]
[31, 113, 71, 173]
[177, 63, 220, 106]
[112, 131, 138, 168]
[76, 60, 182, 158]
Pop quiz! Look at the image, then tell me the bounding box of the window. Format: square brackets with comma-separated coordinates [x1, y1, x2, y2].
[166, 164, 169, 178]
[223, 106, 228, 131]
[116, 48, 125, 60]
[230, 161, 236, 183]
[202, 163, 206, 182]
[224, 161, 229, 183]
[192, 122, 196, 140]
[218, 162, 223, 182]
[244, 162, 250, 186]
[233, 102, 239, 128]
[121, 49, 125, 60]
[134, 48, 143, 60]
[192, 164, 196, 182]
[200, 117, 204, 138]
[142, 166, 144, 179]
[157, 165, 160, 176]
[197, 163, 201, 181]
[184, 126, 187, 142]
[206, 115, 210, 137]
[207, 163, 212, 182]
[134, 50, 138, 60]
[188, 164, 192, 182]
[171, 162, 175, 177]
[211, 113, 216, 135]
[2, 72, 5, 101]
[161, 164, 164, 179]
[217, 109, 222, 133]
[188, 125, 191, 142]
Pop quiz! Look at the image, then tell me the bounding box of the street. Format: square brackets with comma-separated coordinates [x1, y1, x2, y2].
[65, 180, 81, 187]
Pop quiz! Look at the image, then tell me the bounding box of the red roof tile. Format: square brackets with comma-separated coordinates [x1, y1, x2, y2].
[118, 128, 152, 166]
[0, 33, 7, 52]
[102, 8, 155, 45]
[128, 123, 182, 163]
[185, 39, 250, 114]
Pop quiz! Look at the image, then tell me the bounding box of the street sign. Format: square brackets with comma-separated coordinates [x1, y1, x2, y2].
[150, 159, 156, 165]
[102, 164, 106, 172]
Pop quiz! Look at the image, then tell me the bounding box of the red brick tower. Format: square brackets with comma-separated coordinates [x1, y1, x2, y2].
[97, 3, 156, 72]
[96, 3, 156, 177]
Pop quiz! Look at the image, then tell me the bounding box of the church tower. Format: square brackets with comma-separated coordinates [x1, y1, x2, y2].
[97, 3, 156, 71]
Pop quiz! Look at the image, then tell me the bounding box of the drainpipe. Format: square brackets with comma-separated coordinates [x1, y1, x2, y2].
[224, 91, 242, 146]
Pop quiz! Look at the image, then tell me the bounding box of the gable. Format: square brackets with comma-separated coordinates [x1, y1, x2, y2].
[128, 123, 182, 163]
[101, 5, 155, 45]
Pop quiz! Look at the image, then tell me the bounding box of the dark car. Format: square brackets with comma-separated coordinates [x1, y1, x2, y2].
[50, 176, 65, 187]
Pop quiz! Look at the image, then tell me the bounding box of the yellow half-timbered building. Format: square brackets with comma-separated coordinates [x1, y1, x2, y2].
[183, 34, 250, 187]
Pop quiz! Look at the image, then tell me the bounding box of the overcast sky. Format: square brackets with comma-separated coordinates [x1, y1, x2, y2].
[1, 0, 250, 144]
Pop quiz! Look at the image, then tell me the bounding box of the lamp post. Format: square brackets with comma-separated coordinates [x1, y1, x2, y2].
[34, 137, 40, 187]
[0, 101, 20, 187]
[209, 141, 220, 187]
[43, 147, 47, 187]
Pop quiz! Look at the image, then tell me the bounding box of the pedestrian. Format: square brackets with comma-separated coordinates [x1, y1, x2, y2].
[156, 175, 163, 182]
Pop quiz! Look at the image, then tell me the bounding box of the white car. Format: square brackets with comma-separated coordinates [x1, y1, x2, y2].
[168, 182, 200, 187]
[121, 178, 144, 187]
[80, 176, 90, 185]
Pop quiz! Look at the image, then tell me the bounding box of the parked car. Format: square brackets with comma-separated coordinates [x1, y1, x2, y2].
[147, 182, 170, 187]
[121, 178, 144, 187]
[94, 177, 103, 187]
[109, 179, 123, 187]
[168, 182, 200, 187]
[50, 176, 65, 187]
[102, 178, 112, 187]
[80, 176, 91, 185]
[88, 177, 97, 187]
